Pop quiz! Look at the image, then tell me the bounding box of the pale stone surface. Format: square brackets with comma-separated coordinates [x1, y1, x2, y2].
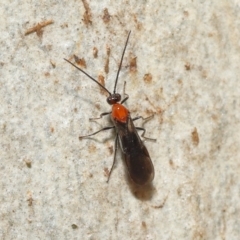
[1, 1, 240, 239]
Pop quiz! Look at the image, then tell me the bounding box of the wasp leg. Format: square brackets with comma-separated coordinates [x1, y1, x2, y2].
[107, 135, 119, 183]
[121, 81, 129, 104]
[132, 114, 155, 122]
[79, 126, 115, 139]
[136, 127, 156, 141]
[89, 111, 112, 121]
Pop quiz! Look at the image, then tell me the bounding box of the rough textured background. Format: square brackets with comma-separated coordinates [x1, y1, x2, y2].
[1, 0, 240, 239]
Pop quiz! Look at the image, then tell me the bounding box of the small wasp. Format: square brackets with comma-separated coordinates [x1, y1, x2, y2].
[65, 31, 154, 185]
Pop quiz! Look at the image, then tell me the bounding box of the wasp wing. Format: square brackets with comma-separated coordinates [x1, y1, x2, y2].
[114, 116, 154, 185]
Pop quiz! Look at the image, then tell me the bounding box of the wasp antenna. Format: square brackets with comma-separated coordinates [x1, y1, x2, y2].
[64, 58, 112, 96]
[113, 31, 131, 94]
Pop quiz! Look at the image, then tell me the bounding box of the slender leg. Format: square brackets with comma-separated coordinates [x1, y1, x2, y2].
[121, 81, 129, 104]
[89, 111, 111, 121]
[132, 116, 141, 121]
[107, 135, 119, 183]
[79, 126, 115, 139]
[136, 127, 156, 141]
[132, 114, 156, 140]
[132, 114, 155, 122]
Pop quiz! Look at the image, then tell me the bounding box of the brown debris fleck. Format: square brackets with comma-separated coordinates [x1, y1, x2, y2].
[108, 145, 113, 155]
[74, 55, 87, 68]
[50, 127, 54, 133]
[183, 10, 189, 17]
[25, 20, 54, 37]
[98, 74, 107, 95]
[129, 56, 137, 72]
[82, 0, 92, 26]
[93, 47, 98, 58]
[95, 103, 101, 110]
[50, 60, 56, 68]
[27, 191, 33, 206]
[133, 14, 142, 30]
[104, 46, 111, 74]
[185, 62, 191, 71]
[24, 159, 32, 168]
[102, 8, 111, 23]
[141, 221, 147, 229]
[104, 167, 110, 177]
[191, 127, 199, 146]
[72, 224, 78, 229]
[144, 73, 152, 83]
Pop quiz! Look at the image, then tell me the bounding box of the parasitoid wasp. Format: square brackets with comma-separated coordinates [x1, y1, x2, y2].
[64, 31, 154, 185]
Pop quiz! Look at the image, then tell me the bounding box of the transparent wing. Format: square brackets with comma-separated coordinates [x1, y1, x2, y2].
[115, 116, 154, 185]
